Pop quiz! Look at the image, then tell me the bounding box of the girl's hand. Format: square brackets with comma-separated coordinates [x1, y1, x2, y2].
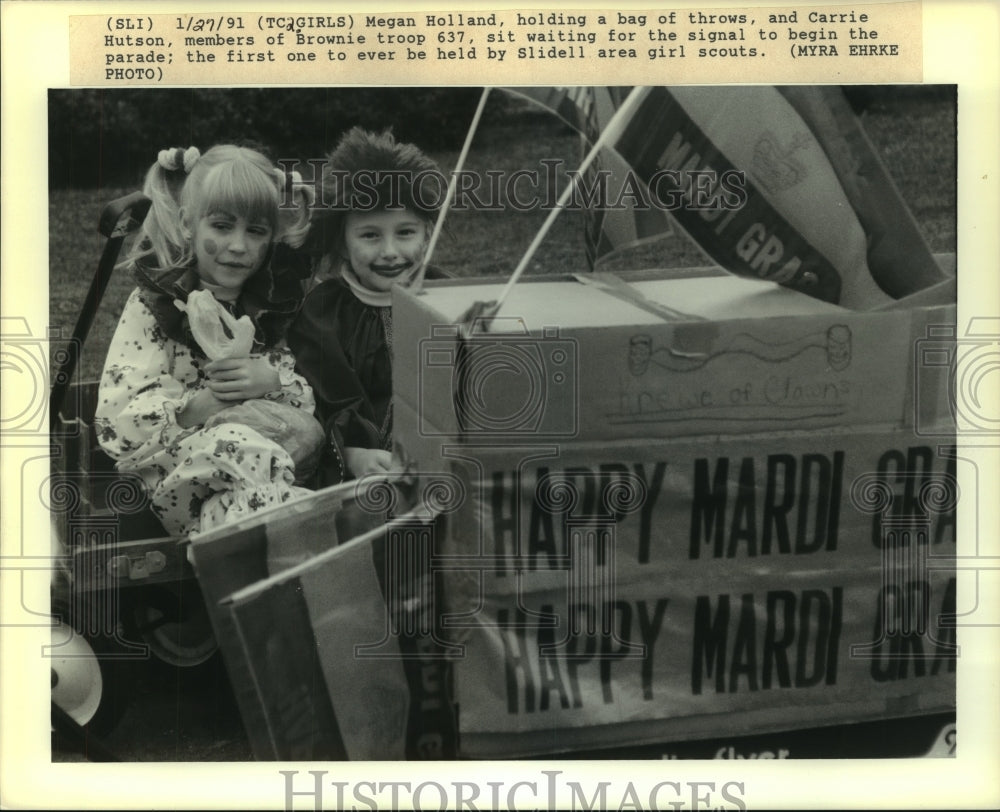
[205, 356, 281, 400]
[177, 388, 229, 428]
[345, 447, 394, 478]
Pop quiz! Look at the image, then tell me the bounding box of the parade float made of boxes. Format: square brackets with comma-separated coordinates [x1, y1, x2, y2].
[190, 263, 957, 760]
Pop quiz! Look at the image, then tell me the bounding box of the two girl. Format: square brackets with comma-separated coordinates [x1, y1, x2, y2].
[96, 144, 322, 535]
[99, 129, 441, 532]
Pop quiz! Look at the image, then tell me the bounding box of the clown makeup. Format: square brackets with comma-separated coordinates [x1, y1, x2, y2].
[342, 208, 429, 293]
[192, 210, 273, 298]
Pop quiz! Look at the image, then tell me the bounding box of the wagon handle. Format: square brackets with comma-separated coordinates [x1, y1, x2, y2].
[49, 192, 151, 428]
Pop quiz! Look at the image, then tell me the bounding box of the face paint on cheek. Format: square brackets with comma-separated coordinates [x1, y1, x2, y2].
[202, 238, 219, 256]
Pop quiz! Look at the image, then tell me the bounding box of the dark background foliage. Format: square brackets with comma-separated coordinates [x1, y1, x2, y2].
[48, 87, 512, 188]
[49, 86, 956, 384]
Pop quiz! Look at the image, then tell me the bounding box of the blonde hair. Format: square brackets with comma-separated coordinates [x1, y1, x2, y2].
[123, 144, 311, 272]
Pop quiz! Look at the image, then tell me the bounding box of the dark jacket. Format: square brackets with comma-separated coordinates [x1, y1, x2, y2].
[288, 277, 391, 487]
[288, 267, 447, 488]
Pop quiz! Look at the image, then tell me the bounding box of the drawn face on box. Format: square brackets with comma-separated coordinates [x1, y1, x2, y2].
[826, 324, 852, 371]
[628, 335, 653, 376]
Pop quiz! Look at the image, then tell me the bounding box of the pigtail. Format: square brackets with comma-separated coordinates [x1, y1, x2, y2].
[274, 168, 314, 250]
[120, 146, 201, 273]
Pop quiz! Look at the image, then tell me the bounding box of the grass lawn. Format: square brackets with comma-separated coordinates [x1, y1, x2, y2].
[49, 87, 956, 383]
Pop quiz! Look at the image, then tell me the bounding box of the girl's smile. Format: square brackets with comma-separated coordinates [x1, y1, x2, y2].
[343, 209, 428, 292]
[370, 261, 413, 277]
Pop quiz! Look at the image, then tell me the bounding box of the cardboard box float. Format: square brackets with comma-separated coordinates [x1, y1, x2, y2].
[389, 269, 957, 757]
[188, 267, 957, 760]
[393, 269, 953, 444]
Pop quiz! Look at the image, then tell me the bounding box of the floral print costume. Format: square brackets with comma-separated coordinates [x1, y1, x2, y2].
[96, 285, 316, 536]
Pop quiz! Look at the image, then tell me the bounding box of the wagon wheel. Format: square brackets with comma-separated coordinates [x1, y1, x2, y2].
[50, 606, 137, 739]
[129, 581, 219, 668]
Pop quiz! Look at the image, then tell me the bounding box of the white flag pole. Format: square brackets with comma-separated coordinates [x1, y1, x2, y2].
[464, 86, 648, 330]
[412, 87, 493, 294]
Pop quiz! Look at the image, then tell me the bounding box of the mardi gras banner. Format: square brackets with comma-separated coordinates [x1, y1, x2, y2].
[424, 428, 957, 757]
[506, 86, 676, 267]
[776, 85, 948, 299]
[509, 86, 947, 308]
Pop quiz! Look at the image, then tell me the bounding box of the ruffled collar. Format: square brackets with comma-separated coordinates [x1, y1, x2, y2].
[131, 243, 309, 350]
[340, 263, 393, 308]
[197, 278, 241, 302]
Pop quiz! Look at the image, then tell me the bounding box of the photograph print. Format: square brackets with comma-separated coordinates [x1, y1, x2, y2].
[46, 84, 958, 763]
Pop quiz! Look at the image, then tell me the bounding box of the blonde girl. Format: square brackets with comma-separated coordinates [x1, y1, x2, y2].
[96, 144, 321, 535]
